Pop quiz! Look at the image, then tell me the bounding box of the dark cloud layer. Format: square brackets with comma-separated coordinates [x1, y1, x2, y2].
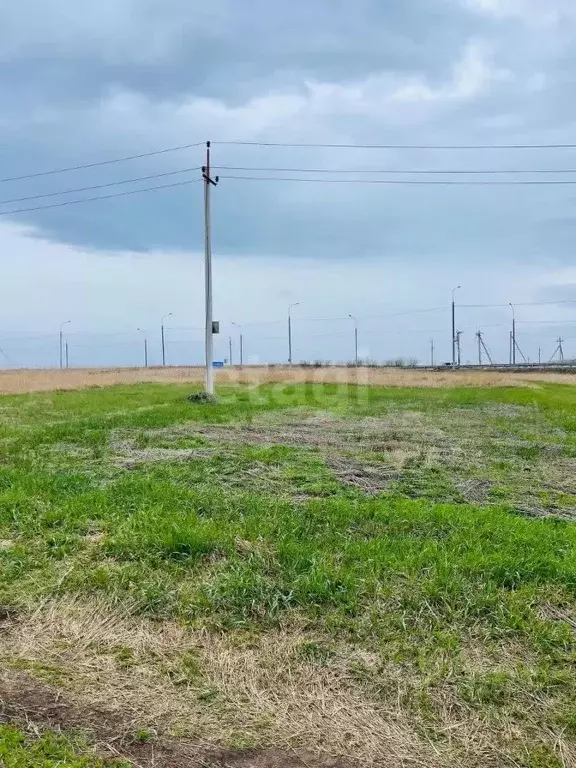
[0, 1, 484, 102]
[0, 0, 575, 268]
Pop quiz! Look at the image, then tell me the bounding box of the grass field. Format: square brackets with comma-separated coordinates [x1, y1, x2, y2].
[1, 378, 576, 767]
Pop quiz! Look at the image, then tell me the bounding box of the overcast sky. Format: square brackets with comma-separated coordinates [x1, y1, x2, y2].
[1, 0, 576, 368]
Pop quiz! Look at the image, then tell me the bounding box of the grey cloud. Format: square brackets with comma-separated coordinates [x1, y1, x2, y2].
[0, 0, 485, 105]
[0, 0, 575, 268]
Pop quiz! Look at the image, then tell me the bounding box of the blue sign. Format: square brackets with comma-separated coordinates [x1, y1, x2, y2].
[212, 361, 224, 368]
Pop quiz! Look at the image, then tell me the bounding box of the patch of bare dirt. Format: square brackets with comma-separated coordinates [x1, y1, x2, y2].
[0, 669, 196, 767]
[0, 670, 349, 768]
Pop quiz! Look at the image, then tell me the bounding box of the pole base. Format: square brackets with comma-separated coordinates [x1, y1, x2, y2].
[187, 390, 217, 404]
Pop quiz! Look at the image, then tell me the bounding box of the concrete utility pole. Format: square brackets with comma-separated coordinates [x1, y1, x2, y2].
[509, 303, 517, 366]
[475, 330, 494, 366]
[59, 320, 71, 369]
[549, 338, 565, 364]
[229, 336, 233, 366]
[538, 347, 542, 365]
[451, 286, 461, 367]
[288, 303, 300, 365]
[202, 142, 219, 395]
[349, 315, 359, 365]
[161, 313, 173, 367]
[65, 342, 69, 369]
[430, 338, 435, 367]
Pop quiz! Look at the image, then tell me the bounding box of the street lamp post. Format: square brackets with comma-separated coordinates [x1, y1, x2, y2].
[288, 303, 300, 365]
[451, 286, 461, 368]
[161, 313, 173, 367]
[348, 314, 358, 366]
[137, 328, 148, 368]
[509, 303, 516, 366]
[232, 322, 243, 366]
[59, 321, 71, 369]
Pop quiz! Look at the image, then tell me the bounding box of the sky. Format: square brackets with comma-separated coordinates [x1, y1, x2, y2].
[1, 0, 576, 367]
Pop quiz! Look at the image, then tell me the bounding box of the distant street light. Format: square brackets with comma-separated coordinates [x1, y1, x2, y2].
[59, 321, 71, 369]
[231, 322, 243, 366]
[288, 303, 300, 365]
[348, 315, 358, 366]
[451, 286, 461, 367]
[509, 303, 516, 365]
[161, 313, 173, 368]
[137, 328, 148, 368]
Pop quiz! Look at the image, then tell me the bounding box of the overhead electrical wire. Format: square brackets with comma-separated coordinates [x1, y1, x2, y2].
[214, 139, 576, 150]
[0, 142, 204, 184]
[460, 300, 576, 308]
[4, 173, 576, 218]
[0, 167, 202, 206]
[242, 307, 448, 326]
[0, 178, 202, 217]
[517, 319, 576, 325]
[220, 174, 576, 186]
[4, 136, 576, 189]
[214, 165, 576, 175]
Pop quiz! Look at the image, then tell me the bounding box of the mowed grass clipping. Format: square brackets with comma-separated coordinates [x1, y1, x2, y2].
[0, 381, 576, 766]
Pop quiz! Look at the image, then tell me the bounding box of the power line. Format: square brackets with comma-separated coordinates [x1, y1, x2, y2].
[0, 167, 202, 206]
[4, 136, 576, 189]
[0, 143, 204, 185]
[517, 319, 576, 325]
[220, 174, 576, 186]
[238, 307, 449, 330]
[0, 178, 202, 217]
[214, 140, 576, 150]
[456, 323, 508, 329]
[219, 307, 446, 329]
[460, 300, 576, 308]
[282, 307, 447, 323]
[215, 165, 576, 175]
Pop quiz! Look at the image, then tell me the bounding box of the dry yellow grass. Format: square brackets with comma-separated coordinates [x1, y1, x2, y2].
[3, 597, 573, 768]
[0, 365, 574, 394]
[0, 596, 445, 768]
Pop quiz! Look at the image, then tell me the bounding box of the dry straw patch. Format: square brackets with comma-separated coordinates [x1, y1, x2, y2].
[0, 596, 444, 768]
[0, 365, 573, 394]
[1, 599, 573, 766]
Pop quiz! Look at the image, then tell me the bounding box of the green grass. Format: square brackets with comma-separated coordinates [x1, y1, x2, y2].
[1, 381, 576, 765]
[0, 725, 129, 767]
